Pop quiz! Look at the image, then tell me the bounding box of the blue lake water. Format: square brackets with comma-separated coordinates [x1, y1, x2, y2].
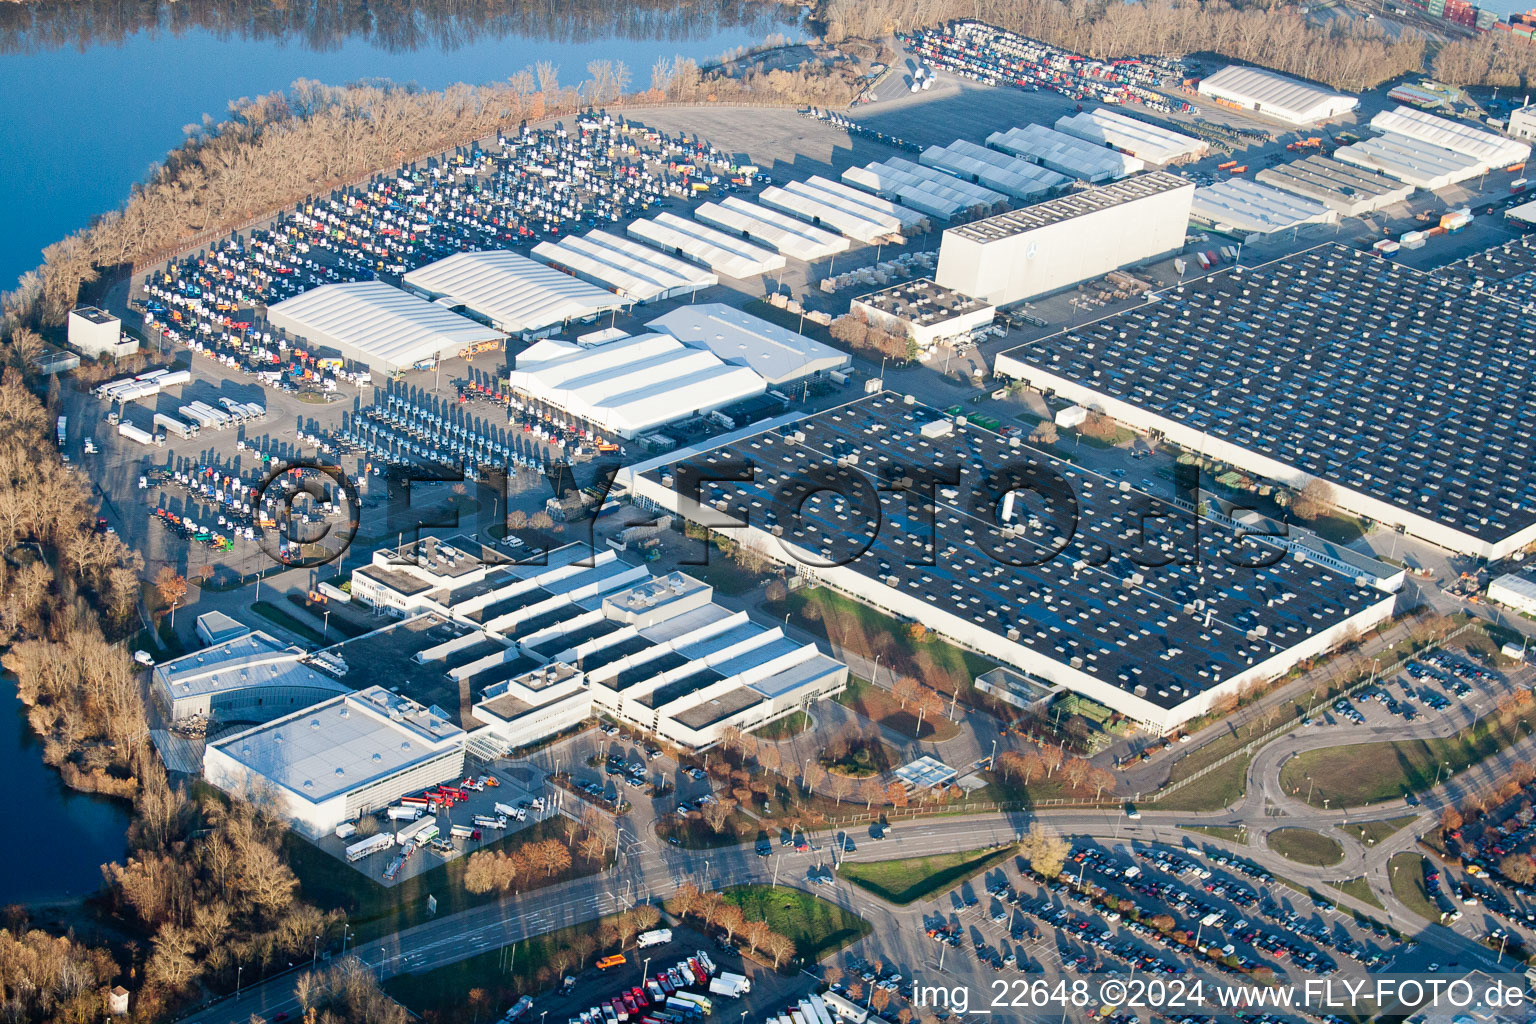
[0, 2, 796, 290]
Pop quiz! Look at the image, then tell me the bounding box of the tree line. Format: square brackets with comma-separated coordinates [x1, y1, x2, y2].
[816, 0, 1427, 92]
[1434, 32, 1536, 87]
[669, 883, 797, 968]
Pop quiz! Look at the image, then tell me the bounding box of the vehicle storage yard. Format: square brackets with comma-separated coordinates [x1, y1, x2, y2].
[46, 18, 1536, 1024]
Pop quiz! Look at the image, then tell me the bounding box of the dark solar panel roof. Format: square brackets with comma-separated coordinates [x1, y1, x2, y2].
[577, 635, 655, 673]
[466, 586, 554, 624]
[638, 665, 725, 709]
[527, 618, 623, 656]
[642, 391, 1382, 710]
[998, 242, 1536, 543]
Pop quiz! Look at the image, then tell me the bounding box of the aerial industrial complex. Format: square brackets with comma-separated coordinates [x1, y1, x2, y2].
[622, 392, 1394, 733]
[995, 243, 1536, 558]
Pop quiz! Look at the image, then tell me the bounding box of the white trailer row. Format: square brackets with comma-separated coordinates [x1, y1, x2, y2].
[627, 213, 787, 279]
[117, 421, 164, 447]
[153, 412, 200, 440]
[693, 198, 849, 261]
[94, 368, 191, 404]
[218, 397, 267, 423]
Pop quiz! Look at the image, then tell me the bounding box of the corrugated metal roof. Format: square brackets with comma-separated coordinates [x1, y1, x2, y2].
[1198, 65, 1357, 124]
[693, 198, 849, 261]
[919, 138, 1069, 198]
[842, 157, 1006, 219]
[1055, 108, 1206, 165]
[267, 280, 505, 370]
[1371, 105, 1530, 167]
[646, 302, 850, 385]
[988, 124, 1144, 182]
[1191, 179, 1335, 233]
[533, 229, 716, 302]
[401, 251, 621, 334]
[626, 214, 786, 278]
[1333, 133, 1485, 189]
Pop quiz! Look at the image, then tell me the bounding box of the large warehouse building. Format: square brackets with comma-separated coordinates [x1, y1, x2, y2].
[1191, 179, 1336, 234]
[627, 213, 787, 279]
[1054, 108, 1207, 165]
[1333, 133, 1485, 190]
[401, 250, 623, 337]
[842, 157, 1008, 220]
[1197, 66, 1358, 124]
[203, 686, 466, 839]
[503, 332, 766, 438]
[758, 182, 911, 244]
[693, 198, 849, 261]
[934, 171, 1194, 305]
[1254, 155, 1414, 216]
[620, 393, 1394, 734]
[987, 124, 1145, 182]
[1370, 105, 1531, 169]
[919, 139, 1069, 199]
[532, 229, 718, 302]
[994, 242, 1536, 558]
[266, 281, 506, 375]
[152, 630, 351, 726]
[646, 303, 851, 386]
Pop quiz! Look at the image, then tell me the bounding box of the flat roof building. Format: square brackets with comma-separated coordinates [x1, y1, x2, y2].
[851, 278, 996, 349]
[1255, 155, 1414, 217]
[627, 213, 787, 279]
[935, 172, 1193, 306]
[995, 242, 1536, 558]
[621, 393, 1393, 734]
[151, 631, 352, 726]
[401, 251, 622, 338]
[987, 123, 1145, 183]
[203, 685, 465, 838]
[1198, 66, 1358, 125]
[67, 306, 135, 359]
[266, 281, 506, 374]
[1054, 108, 1208, 165]
[1190, 179, 1337, 234]
[1488, 567, 1536, 618]
[646, 303, 851, 385]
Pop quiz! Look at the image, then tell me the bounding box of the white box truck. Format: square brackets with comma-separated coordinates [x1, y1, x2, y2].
[335, 822, 358, 840]
[387, 805, 424, 821]
[709, 973, 750, 998]
[345, 832, 396, 862]
[636, 929, 672, 948]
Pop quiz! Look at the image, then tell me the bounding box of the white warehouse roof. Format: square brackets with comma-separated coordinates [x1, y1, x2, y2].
[759, 183, 902, 244]
[647, 303, 851, 385]
[1370, 105, 1531, 168]
[533, 229, 717, 302]
[919, 138, 1069, 198]
[1197, 66, 1358, 125]
[402, 251, 622, 336]
[1055, 108, 1207, 165]
[266, 281, 505, 373]
[694, 198, 850, 261]
[1333, 133, 1485, 190]
[627, 213, 786, 279]
[842, 158, 1007, 220]
[506, 333, 766, 438]
[1191, 179, 1336, 234]
[794, 176, 927, 230]
[987, 124, 1145, 182]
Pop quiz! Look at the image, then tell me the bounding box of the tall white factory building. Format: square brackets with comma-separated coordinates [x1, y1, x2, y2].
[934, 172, 1193, 306]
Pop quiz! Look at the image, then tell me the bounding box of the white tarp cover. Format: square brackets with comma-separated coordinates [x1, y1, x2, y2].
[1055, 108, 1207, 165]
[1198, 65, 1358, 124]
[402, 251, 620, 334]
[694, 198, 850, 260]
[1333, 133, 1485, 190]
[987, 124, 1145, 182]
[919, 138, 1069, 198]
[759, 184, 898, 243]
[266, 280, 505, 371]
[794, 175, 927, 229]
[506, 333, 766, 437]
[533, 229, 716, 302]
[1370, 106, 1531, 168]
[842, 158, 1006, 219]
[626, 214, 786, 278]
[646, 302, 850, 385]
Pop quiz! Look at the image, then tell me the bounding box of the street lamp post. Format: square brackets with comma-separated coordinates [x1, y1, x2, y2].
[236, 965, 243, 999]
